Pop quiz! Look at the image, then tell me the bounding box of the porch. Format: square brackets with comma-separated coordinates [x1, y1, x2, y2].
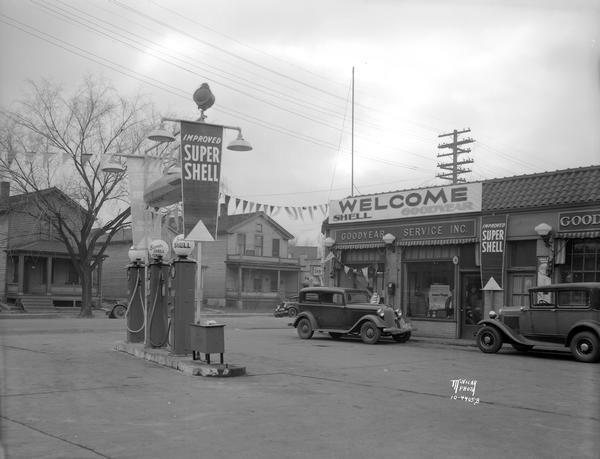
[224, 254, 301, 311]
[5, 251, 101, 310]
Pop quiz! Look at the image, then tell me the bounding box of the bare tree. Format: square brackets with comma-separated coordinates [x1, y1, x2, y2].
[0, 76, 156, 317]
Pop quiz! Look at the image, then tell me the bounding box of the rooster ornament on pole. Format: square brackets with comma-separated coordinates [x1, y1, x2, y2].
[193, 83, 216, 121]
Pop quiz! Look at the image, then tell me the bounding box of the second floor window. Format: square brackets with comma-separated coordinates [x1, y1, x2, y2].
[237, 233, 246, 255]
[255, 234, 263, 256]
[272, 239, 280, 257]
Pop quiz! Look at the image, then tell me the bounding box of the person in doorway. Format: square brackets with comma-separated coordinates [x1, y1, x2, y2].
[466, 286, 482, 324]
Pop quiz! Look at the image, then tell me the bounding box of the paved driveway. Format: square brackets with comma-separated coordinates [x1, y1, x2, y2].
[1, 316, 598, 458]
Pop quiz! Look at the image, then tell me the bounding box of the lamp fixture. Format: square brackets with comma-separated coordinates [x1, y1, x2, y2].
[227, 131, 253, 151]
[382, 233, 396, 252]
[324, 237, 336, 249]
[147, 124, 176, 143]
[534, 223, 553, 248]
[101, 156, 125, 174]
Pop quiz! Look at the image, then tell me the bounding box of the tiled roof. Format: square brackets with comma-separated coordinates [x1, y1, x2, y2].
[482, 165, 600, 211]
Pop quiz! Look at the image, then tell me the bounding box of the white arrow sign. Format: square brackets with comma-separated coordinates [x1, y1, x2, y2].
[186, 219, 214, 242]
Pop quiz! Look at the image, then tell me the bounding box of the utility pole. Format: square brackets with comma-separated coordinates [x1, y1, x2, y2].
[437, 128, 474, 184]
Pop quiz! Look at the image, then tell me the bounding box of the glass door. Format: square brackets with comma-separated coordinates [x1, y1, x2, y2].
[460, 273, 482, 339]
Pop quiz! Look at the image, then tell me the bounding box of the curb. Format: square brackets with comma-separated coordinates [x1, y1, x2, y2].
[114, 342, 247, 377]
[411, 337, 477, 348]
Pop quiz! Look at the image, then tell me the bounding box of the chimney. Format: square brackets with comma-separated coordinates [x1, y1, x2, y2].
[219, 202, 228, 218]
[0, 182, 9, 211]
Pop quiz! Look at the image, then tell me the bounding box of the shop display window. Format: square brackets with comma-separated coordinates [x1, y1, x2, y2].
[406, 261, 454, 319]
[562, 239, 600, 282]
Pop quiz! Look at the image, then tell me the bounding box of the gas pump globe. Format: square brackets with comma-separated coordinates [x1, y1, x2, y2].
[149, 239, 169, 260]
[172, 234, 195, 258]
[128, 246, 147, 264]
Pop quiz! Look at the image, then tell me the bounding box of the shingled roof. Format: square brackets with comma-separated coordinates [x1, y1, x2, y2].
[482, 165, 600, 212]
[217, 211, 295, 240]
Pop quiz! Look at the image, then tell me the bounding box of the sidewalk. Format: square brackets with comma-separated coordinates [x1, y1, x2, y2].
[0, 310, 478, 350]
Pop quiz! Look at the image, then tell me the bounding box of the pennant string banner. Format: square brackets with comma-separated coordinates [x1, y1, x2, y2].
[219, 193, 330, 222]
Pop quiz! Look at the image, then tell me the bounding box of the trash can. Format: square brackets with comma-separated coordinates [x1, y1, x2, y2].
[189, 323, 225, 364]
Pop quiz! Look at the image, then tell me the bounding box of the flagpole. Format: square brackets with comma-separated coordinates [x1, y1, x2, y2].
[351, 66, 355, 197]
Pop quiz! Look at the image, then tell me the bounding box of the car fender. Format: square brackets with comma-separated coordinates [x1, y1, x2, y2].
[349, 314, 386, 333]
[293, 311, 317, 329]
[477, 319, 530, 345]
[566, 320, 600, 345]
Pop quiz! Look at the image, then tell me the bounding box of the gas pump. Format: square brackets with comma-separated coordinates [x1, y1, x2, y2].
[146, 240, 170, 349]
[168, 235, 197, 356]
[126, 247, 146, 343]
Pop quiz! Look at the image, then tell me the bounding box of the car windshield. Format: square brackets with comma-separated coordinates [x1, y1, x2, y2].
[346, 291, 371, 304]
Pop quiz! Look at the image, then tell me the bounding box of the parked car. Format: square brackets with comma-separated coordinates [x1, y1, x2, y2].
[273, 296, 299, 318]
[101, 302, 127, 319]
[476, 282, 600, 363]
[291, 287, 412, 344]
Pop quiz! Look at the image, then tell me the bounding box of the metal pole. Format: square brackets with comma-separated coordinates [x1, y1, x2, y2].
[351, 66, 355, 197]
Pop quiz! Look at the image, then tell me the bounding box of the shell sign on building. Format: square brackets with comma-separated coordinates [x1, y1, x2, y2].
[329, 183, 482, 224]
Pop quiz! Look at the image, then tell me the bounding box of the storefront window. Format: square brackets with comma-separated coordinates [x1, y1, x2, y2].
[406, 261, 454, 320]
[562, 239, 600, 282]
[340, 249, 384, 292]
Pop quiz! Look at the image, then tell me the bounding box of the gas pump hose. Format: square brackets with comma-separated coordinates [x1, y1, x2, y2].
[125, 269, 145, 334]
[148, 271, 170, 348]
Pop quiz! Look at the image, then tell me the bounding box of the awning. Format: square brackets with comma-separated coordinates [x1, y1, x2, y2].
[333, 242, 386, 250]
[334, 237, 478, 249]
[556, 230, 600, 239]
[397, 237, 478, 247]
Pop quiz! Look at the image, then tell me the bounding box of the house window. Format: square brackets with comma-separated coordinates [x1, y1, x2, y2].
[272, 239, 280, 257]
[256, 223, 262, 232]
[237, 233, 246, 255]
[255, 234, 263, 256]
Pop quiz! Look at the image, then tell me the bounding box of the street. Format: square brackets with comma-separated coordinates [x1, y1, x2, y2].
[1, 315, 598, 459]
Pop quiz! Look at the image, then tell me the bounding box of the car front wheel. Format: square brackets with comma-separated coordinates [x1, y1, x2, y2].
[476, 326, 503, 353]
[296, 318, 314, 339]
[570, 331, 600, 363]
[360, 321, 381, 344]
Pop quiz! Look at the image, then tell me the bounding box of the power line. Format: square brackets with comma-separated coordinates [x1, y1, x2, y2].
[30, 1, 441, 165]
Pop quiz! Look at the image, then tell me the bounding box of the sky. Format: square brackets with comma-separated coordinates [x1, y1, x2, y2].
[1, 0, 599, 244]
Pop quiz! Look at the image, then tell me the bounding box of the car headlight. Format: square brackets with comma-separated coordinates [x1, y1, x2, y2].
[394, 308, 402, 318]
[489, 310, 497, 319]
[377, 308, 385, 318]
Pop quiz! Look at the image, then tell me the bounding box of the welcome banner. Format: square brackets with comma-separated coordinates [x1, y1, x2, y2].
[480, 214, 508, 289]
[329, 183, 482, 224]
[180, 121, 224, 239]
